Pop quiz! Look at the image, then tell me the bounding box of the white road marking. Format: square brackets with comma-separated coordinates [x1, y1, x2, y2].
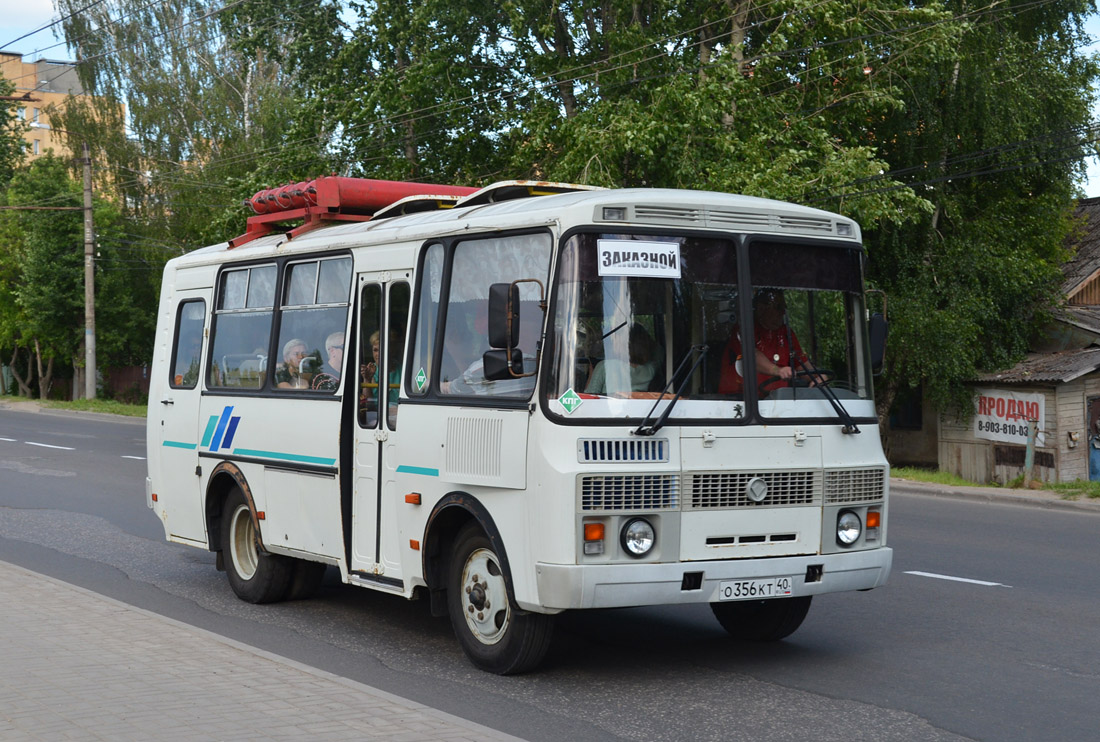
[121, 455, 145, 460]
[25, 442, 75, 451]
[0, 437, 16, 442]
[905, 571, 1011, 588]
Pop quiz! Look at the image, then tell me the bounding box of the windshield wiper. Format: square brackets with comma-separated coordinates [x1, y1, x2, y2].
[792, 357, 860, 434]
[634, 345, 708, 437]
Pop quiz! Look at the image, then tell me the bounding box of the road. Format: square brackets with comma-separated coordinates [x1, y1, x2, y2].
[1, 405, 1098, 742]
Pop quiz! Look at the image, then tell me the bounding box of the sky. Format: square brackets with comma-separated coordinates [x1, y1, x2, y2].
[3, 1, 1100, 196]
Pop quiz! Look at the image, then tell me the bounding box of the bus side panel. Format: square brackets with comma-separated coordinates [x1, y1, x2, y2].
[198, 395, 345, 561]
[393, 404, 534, 598]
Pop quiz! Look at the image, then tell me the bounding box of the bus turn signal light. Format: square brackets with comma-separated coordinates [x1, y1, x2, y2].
[866, 511, 881, 528]
[583, 522, 605, 555]
[405, 493, 421, 505]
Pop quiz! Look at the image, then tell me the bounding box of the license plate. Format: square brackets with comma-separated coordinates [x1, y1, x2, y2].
[718, 577, 794, 600]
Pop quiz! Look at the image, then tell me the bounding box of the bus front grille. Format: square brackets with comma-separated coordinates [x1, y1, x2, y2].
[684, 470, 821, 508]
[824, 467, 886, 503]
[580, 474, 680, 511]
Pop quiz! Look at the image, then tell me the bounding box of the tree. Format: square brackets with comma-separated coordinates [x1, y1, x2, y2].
[53, 0, 343, 249]
[3, 156, 85, 397]
[853, 0, 1099, 425]
[2, 155, 154, 398]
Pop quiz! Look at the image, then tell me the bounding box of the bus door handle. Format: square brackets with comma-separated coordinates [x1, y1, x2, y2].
[160, 398, 174, 406]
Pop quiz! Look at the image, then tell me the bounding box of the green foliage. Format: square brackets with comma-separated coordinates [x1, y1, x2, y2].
[2, 155, 159, 371]
[861, 0, 1098, 419]
[11, 0, 1094, 415]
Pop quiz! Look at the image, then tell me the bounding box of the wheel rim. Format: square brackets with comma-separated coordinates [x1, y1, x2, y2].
[460, 547, 510, 645]
[228, 504, 258, 580]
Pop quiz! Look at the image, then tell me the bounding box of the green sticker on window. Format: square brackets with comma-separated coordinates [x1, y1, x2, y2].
[558, 388, 582, 414]
[415, 367, 427, 391]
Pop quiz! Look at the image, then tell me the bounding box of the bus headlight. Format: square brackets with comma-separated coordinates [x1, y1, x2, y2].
[836, 510, 862, 546]
[620, 518, 655, 557]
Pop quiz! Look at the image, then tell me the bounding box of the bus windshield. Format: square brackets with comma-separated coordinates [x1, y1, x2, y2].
[545, 232, 875, 423]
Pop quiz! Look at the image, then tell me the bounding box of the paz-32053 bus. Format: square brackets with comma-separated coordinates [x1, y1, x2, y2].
[146, 177, 892, 674]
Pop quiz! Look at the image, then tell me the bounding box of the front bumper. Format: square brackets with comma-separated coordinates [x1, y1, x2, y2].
[533, 547, 892, 611]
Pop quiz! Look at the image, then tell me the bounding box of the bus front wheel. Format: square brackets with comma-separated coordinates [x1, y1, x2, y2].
[711, 596, 812, 641]
[222, 488, 292, 603]
[446, 523, 553, 674]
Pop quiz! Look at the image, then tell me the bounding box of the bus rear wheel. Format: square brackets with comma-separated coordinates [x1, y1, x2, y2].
[711, 596, 812, 641]
[446, 523, 553, 674]
[222, 488, 292, 604]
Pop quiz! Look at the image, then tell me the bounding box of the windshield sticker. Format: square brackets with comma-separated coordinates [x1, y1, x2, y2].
[597, 240, 681, 278]
[415, 367, 427, 391]
[558, 388, 583, 414]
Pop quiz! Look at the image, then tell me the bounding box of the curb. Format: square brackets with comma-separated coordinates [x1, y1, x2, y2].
[890, 479, 1100, 514]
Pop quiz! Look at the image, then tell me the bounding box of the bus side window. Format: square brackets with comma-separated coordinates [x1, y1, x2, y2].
[358, 283, 383, 427]
[170, 300, 206, 389]
[275, 257, 352, 392]
[208, 265, 275, 389]
[386, 282, 411, 430]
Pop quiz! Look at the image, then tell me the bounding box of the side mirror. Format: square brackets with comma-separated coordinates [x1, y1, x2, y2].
[869, 313, 888, 374]
[483, 348, 523, 381]
[488, 283, 519, 349]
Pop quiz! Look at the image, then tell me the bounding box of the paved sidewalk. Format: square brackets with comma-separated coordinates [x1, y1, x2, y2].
[0, 561, 524, 742]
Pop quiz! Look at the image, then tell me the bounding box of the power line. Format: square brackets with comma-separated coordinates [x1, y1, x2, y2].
[0, 0, 111, 51]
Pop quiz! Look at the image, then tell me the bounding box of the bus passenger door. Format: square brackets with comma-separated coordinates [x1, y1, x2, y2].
[351, 275, 411, 579]
[154, 291, 210, 543]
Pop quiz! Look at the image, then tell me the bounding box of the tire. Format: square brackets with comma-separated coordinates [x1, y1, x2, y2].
[285, 559, 327, 600]
[710, 596, 812, 641]
[446, 523, 553, 674]
[221, 488, 293, 604]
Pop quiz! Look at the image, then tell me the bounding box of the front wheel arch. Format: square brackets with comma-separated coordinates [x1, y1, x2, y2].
[422, 493, 513, 618]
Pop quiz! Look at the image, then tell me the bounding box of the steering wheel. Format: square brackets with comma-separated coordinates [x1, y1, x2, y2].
[311, 372, 339, 390]
[757, 369, 833, 398]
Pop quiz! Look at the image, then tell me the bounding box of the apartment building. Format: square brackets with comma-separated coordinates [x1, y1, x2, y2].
[1, 50, 87, 158]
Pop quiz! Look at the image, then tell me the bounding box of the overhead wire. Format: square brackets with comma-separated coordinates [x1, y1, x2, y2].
[8, 0, 1095, 211]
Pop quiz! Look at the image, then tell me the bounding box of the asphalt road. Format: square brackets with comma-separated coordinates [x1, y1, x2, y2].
[1, 405, 1098, 742]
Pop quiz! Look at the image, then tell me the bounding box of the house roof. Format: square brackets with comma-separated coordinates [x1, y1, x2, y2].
[973, 347, 1100, 384]
[1061, 196, 1100, 298]
[1059, 305, 1100, 335]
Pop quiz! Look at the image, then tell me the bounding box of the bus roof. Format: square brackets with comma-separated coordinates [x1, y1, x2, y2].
[166, 186, 861, 271]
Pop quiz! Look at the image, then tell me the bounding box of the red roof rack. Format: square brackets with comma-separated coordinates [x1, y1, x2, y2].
[228, 176, 477, 248]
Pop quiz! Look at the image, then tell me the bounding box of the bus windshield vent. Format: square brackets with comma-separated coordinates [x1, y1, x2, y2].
[580, 474, 679, 511]
[578, 438, 669, 463]
[824, 468, 886, 503]
[634, 205, 705, 224]
[706, 209, 773, 228]
[776, 215, 833, 233]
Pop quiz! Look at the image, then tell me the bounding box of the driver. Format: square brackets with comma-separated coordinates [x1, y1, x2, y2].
[718, 289, 812, 395]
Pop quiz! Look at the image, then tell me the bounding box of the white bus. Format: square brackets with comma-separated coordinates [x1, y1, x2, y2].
[147, 177, 892, 674]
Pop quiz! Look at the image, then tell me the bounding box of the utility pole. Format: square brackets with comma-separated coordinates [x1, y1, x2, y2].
[82, 140, 96, 400]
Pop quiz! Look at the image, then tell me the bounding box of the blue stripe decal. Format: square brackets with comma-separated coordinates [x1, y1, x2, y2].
[396, 464, 440, 477]
[209, 406, 234, 452]
[200, 415, 218, 448]
[233, 448, 337, 467]
[221, 416, 241, 451]
[163, 440, 198, 450]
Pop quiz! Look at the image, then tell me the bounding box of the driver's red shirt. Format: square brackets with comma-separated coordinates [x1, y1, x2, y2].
[718, 322, 807, 394]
